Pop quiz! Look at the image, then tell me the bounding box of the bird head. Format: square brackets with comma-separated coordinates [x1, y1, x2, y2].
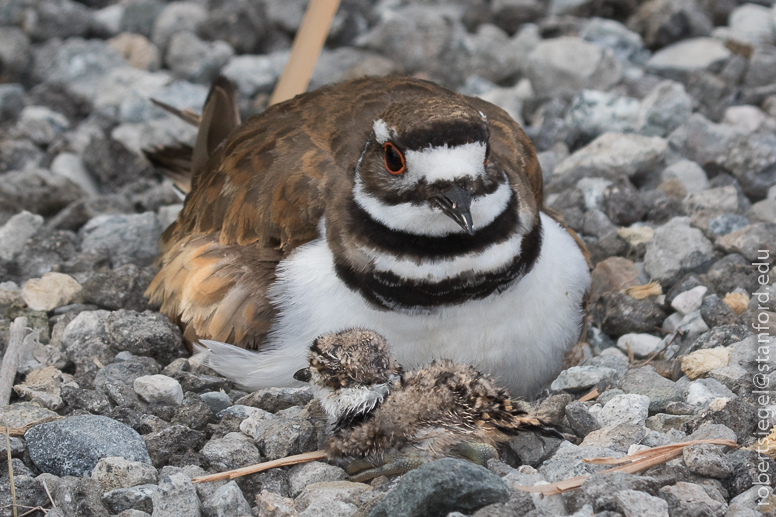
[353, 96, 510, 237]
[294, 328, 403, 427]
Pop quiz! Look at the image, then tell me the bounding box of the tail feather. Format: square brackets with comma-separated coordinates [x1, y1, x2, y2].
[143, 76, 241, 196]
[195, 339, 307, 391]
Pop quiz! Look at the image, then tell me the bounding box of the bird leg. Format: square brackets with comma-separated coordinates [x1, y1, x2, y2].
[342, 451, 427, 483]
[449, 441, 499, 466]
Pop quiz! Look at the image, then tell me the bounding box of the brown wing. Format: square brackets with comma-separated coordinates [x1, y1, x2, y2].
[148, 76, 451, 349]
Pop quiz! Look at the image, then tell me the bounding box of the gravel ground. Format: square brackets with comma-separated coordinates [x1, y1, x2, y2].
[1, 0, 776, 516]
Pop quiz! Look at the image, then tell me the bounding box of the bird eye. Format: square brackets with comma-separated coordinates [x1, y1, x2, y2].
[383, 143, 406, 175]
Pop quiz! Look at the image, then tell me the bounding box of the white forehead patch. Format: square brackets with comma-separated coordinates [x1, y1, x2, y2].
[373, 119, 391, 145]
[404, 141, 487, 183]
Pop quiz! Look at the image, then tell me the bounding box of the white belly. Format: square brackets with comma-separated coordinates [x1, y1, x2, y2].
[245, 212, 590, 397]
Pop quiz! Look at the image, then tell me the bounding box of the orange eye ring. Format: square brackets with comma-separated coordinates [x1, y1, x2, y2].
[383, 143, 406, 175]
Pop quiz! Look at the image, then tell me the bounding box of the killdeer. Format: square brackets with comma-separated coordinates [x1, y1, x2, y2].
[294, 329, 557, 481]
[145, 76, 591, 397]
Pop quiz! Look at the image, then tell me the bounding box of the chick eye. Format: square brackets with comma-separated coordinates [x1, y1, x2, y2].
[383, 143, 406, 175]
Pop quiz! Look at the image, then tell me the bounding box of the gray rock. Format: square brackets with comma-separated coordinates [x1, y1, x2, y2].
[592, 292, 667, 337]
[700, 295, 739, 328]
[236, 387, 313, 414]
[102, 484, 158, 514]
[507, 429, 562, 467]
[748, 198, 776, 224]
[355, 5, 467, 86]
[200, 391, 231, 415]
[708, 214, 749, 237]
[91, 456, 158, 492]
[581, 422, 648, 453]
[288, 461, 348, 499]
[565, 400, 601, 437]
[25, 415, 151, 477]
[50, 152, 99, 197]
[0, 83, 25, 122]
[661, 159, 708, 194]
[201, 433, 261, 472]
[369, 458, 509, 517]
[0, 28, 31, 82]
[725, 3, 775, 47]
[716, 223, 776, 264]
[658, 482, 727, 517]
[566, 471, 660, 514]
[539, 442, 623, 482]
[614, 489, 668, 517]
[134, 374, 184, 405]
[16, 105, 70, 145]
[682, 443, 734, 479]
[80, 213, 162, 268]
[525, 36, 621, 99]
[93, 358, 161, 406]
[646, 38, 731, 82]
[597, 393, 650, 427]
[550, 132, 667, 192]
[53, 477, 110, 517]
[619, 366, 682, 412]
[668, 113, 743, 169]
[565, 90, 639, 140]
[143, 425, 207, 468]
[684, 377, 735, 407]
[32, 38, 127, 101]
[220, 53, 285, 97]
[0, 168, 84, 217]
[61, 309, 112, 371]
[199, 0, 268, 55]
[604, 176, 646, 226]
[24, 0, 93, 42]
[202, 480, 252, 517]
[81, 264, 157, 312]
[0, 469, 49, 517]
[152, 470, 202, 517]
[580, 17, 646, 64]
[744, 46, 776, 89]
[636, 81, 693, 137]
[150, 1, 207, 52]
[551, 365, 618, 391]
[165, 31, 234, 84]
[0, 138, 45, 173]
[644, 217, 714, 287]
[0, 210, 44, 261]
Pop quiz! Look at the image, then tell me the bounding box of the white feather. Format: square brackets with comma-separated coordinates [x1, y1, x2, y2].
[353, 177, 512, 237]
[200, 213, 590, 398]
[403, 142, 487, 184]
[361, 229, 523, 281]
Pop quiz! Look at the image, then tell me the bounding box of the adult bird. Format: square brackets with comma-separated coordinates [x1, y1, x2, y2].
[144, 75, 591, 398]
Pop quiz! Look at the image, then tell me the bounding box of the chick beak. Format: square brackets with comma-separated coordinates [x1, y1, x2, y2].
[293, 368, 311, 382]
[432, 184, 474, 234]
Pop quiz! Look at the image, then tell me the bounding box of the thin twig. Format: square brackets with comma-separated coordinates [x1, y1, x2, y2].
[192, 450, 327, 483]
[41, 479, 55, 509]
[514, 439, 737, 495]
[0, 417, 63, 437]
[638, 329, 684, 369]
[7, 427, 17, 517]
[579, 388, 599, 402]
[0, 317, 27, 406]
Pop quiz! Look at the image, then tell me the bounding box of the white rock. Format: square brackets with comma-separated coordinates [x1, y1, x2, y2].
[551, 365, 618, 391]
[645, 38, 732, 81]
[671, 286, 708, 316]
[22, 272, 82, 311]
[158, 204, 183, 230]
[727, 3, 775, 46]
[577, 177, 613, 210]
[221, 53, 286, 97]
[616, 333, 662, 358]
[723, 105, 768, 134]
[597, 394, 650, 427]
[50, 152, 99, 196]
[636, 81, 693, 137]
[660, 159, 708, 194]
[551, 132, 667, 191]
[0, 210, 44, 261]
[91, 456, 158, 492]
[17, 105, 70, 145]
[685, 378, 735, 406]
[238, 408, 275, 439]
[133, 374, 184, 405]
[525, 36, 621, 99]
